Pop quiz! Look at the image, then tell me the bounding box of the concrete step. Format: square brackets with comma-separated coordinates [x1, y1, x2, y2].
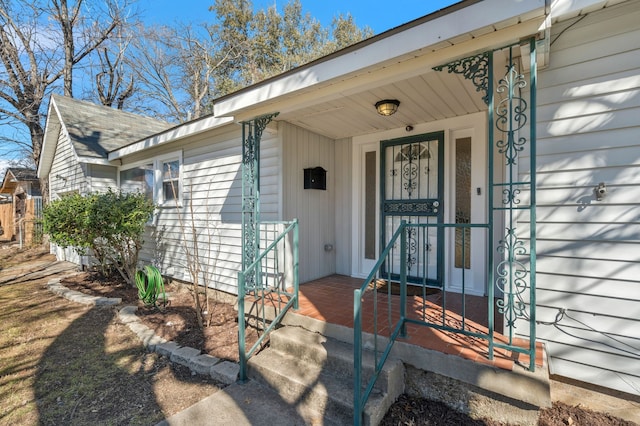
[281, 308, 552, 410]
[269, 326, 403, 394]
[248, 327, 404, 425]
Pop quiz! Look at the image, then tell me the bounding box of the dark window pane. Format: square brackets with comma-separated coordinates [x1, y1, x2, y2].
[455, 137, 471, 269]
[365, 151, 376, 260]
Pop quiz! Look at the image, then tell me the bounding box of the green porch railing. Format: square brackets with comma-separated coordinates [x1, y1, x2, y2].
[237, 219, 299, 382]
[353, 221, 494, 425]
[354, 37, 537, 426]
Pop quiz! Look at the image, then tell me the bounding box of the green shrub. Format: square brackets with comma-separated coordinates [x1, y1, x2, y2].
[43, 190, 154, 286]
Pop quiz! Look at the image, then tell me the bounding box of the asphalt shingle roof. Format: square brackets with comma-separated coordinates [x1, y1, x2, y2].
[52, 95, 172, 159]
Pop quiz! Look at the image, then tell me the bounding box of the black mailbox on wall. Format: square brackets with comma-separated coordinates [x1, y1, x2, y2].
[304, 167, 327, 190]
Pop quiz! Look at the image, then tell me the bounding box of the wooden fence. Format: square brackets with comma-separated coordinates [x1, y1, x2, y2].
[0, 202, 13, 241]
[0, 197, 43, 246]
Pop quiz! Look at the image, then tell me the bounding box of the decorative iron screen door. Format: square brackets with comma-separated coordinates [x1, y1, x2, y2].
[381, 131, 444, 287]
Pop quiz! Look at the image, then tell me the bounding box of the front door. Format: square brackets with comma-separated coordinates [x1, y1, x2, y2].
[381, 131, 444, 287]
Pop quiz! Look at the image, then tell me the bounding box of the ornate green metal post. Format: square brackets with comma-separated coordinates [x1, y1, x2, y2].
[494, 44, 529, 344]
[237, 271, 247, 382]
[241, 113, 278, 290]
[487, 51, 496, 361]
[433, 39, 538, 369]
[491, 39, 537, 370]
[400, 221, 407, 338]
[528, 36, 538, 371]
[238, 112, 277, 383]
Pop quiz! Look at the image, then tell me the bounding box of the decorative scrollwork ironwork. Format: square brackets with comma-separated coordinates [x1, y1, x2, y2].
[433, 53, 490, 105]
[242, 113, 279, 289]
[406, 226, 417, 271]
[495, 228, 529, 328]
[495, 65, 528, 165]
[502, 188, 521, 205]
[402, 162, 418, 196]
[384, 201, 437, 214]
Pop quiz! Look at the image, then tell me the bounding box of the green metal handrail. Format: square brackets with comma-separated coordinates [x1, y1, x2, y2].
[353, 220, 537, 425]
[354, 220, 407, 426]
[238, 219, 299, 382]
[354, 38, 539, 425]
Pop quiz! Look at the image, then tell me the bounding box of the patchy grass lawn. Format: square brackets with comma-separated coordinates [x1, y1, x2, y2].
[0, 245, 220, 425]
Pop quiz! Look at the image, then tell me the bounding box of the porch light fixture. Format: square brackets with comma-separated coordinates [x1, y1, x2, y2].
[375, 99, 400, 116]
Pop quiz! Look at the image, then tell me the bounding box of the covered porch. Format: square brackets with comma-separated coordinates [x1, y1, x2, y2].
[232, 3, 546, 419]
[291, 274, 544, 372]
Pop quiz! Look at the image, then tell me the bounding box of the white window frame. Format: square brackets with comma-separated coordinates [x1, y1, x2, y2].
[118, 150, 183, 208]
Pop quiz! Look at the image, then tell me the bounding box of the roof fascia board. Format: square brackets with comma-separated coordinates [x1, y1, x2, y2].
[108, 115, 235, 161]
[0, 170, 14, 192]
[78, 156, 113, 166]
[214, 0, 545, 117]
[37, 98, 61, 178]
[227, 18, 545, 122]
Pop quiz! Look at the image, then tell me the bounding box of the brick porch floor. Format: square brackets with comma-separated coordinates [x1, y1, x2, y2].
[289, 274, 543, 372]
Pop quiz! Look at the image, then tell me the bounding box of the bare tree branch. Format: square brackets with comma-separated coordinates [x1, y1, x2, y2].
[0, 0, 133, 167]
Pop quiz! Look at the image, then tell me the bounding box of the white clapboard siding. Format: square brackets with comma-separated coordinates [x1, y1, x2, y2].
[87, 164, 117, 192]
[535, 305, 640, 344]
[535, 286, 640, 318]
[549, 358, 639, 398]
[50, 131, 87, 196]
[548, 348, 640, 386]
[534, 274, 639, 302]
[530, 184, 640, 206]
[281, 122, 336, 282]
[335, 138, 353, 275]
[520, 222, 640, 242]
[537, 325, 640, 363]
[536, 164, 640, 187]
[534, 239, 640, 263]
[48, 129, 89, 263]
[535, 204, 640, 223]
[137, 127, 280, 295]
[528, 1, 640, 395]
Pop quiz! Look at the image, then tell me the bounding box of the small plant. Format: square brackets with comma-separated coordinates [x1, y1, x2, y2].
[135, 265, 166, 307]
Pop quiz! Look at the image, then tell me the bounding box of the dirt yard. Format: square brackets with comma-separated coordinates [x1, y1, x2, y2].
[1, 244, 637, 425]
[0, 245, 220, 425]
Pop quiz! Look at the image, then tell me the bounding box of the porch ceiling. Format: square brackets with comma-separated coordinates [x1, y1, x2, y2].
[275, 69, 485, 140]
[273, 49, 513, 140]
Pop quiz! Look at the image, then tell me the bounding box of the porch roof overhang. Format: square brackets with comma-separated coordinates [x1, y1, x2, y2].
[108, 115, 235, 161]
[213, 0, 548, 140]
[37, 100, 63, 179]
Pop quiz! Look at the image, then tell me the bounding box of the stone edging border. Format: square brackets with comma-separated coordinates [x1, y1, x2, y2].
[46, 277, 239, 385]
[47, 275, 122, 306]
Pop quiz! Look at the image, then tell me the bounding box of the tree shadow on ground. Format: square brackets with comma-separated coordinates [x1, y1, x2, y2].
[34, 306, 167, 425]
[33, 303, 217, 425]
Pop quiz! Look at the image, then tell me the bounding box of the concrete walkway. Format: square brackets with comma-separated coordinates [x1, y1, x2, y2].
[157, 380, 320, 426]
[0, 259, 78, 285]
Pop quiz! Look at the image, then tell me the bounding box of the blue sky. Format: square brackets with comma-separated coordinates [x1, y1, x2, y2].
[138, 0, 460, 34]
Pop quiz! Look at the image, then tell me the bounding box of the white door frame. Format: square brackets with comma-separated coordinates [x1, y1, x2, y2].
[352, 141, 379, 278]
[445, 127, 487, 296]
[351, 113, 487, 293]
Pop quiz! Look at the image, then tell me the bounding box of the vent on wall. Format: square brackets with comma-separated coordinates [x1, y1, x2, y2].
[304, 167, 327, 190]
